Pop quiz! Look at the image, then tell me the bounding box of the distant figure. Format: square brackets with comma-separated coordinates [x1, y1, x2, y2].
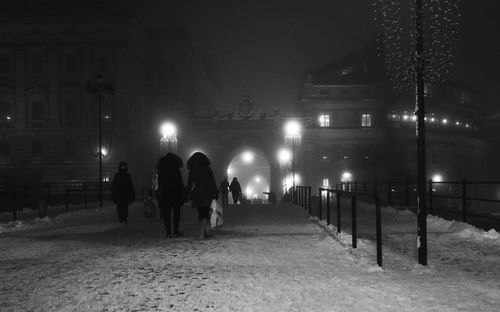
[112, 161, 135, 224]
[157, 152, 185, 238]
[143, 189, 156, 218]
[219, 176, 230, 205]
[229, 177, 242, 205]
[185, 152, 218, 240]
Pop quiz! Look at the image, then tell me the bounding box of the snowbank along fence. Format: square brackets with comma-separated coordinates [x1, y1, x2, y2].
[296, 186, 383, 267]
[331, 179, 500, 230]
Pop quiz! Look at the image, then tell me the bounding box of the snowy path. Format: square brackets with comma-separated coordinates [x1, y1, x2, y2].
[1, 203, 499, 311]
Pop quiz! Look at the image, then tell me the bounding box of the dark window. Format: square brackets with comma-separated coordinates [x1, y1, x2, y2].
[32, 101, 45, 126]
[32, 170, 43, 181]
[165, 62, 177, 88]
[0, 100, 11, 117]
[0, 142, 9, 157]
[64, 54, 78, 73]
[0, 55, 10, 73]
[32, 139, 43, 157]
[340, 88, 351, 95]
[65, 169, 76, 180]
[31, 55, 45, 73]
[66, 139, 76, 157]
[319, 89, 329, 96]
[65, 99, 78, 121]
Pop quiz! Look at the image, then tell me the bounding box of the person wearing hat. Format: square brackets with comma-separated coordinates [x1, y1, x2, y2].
[112, 161, 135, 224]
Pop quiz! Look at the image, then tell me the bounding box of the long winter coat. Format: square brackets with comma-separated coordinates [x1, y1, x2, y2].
[157, 153, 185, 207]
[112, 170, 135, 204]
[186, 165, 218, 208]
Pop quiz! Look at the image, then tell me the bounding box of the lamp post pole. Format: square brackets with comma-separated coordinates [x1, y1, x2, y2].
[292, 136, 296, 203]
[415, 0, 427, 265]
[98, 76, 103, 207]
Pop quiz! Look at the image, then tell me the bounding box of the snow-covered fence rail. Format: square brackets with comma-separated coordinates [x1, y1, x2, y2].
[0, 181, 112, 222]
[297, 186, 383, 267]
[334, 180, 500, 230]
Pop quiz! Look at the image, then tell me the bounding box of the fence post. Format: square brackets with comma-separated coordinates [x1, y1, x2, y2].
[336, 190, 341, 233]
[352, 195, 357, 248]
[326, 190, 331, 226]
[364, 181, 367, 194]
[374, 179, 378, 198]
[318, 188, 322, 221]
[12, 191, 17, 222]
[84, 185, 88, 209]
[375, 195, 382, 267]
[406, 178, 410, 208]
[307, 187, 311, 215]
[388, 180, 392, 206]
[428, 179, 433, 214]
[65, 187, 70, 212]
[462, 178, 467, 222]
[47, 184, 51, 206]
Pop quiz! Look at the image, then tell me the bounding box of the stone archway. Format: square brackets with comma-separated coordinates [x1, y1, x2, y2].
[223, 146, 271, 203]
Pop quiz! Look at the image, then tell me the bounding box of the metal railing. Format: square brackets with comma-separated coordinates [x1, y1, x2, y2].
[333, 179, 500, 229]
[0, 181, 112, 222]
[297, 185, 383, 267]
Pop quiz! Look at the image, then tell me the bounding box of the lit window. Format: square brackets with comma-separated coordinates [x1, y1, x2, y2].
[318, 114, 330, 127]
[361, 113, 372, 127]
[322, 178, 329, 188]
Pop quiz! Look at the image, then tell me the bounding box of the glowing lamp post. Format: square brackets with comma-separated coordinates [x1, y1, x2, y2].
[160, 122, 177, 154]
[86, 74, 113, 207]
[284, 120, 302, 203]
[278, 148, 292, 194]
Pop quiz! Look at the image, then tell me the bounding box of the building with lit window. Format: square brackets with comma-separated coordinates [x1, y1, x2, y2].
[297, 45, 493, 190]
[0, 1, 215, 187]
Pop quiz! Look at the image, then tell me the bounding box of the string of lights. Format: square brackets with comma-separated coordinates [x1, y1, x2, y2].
[372, 0, 461, 89]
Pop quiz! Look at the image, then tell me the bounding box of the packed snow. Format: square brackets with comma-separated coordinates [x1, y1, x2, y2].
[1, 201, 499, 311]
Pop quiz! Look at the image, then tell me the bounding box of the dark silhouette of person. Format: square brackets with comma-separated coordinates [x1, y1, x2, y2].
[111, 161, 135, 224]
[157, 152, 185, 238]
[185, 152, 218, 240]
[229, 177, 242, 205]
[219, 176, 230, 205]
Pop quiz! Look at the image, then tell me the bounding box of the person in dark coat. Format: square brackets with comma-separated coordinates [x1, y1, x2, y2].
[112, 161, 135, 224]
[185, 152, 218, 240]
[229, 177, 242, 205]
[157, 152, 185, 238]
[219, 176, 230, 205]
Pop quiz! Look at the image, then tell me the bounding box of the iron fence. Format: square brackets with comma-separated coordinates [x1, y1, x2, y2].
[333, 180, 500, 230]
[297, 185, 383, 267]
[0, 181, 112, 222]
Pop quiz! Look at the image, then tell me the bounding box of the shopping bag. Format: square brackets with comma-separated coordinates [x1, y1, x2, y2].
[210, 199, 223, 228]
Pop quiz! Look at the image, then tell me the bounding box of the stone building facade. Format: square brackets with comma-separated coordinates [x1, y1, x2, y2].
[297, 46, 493, 192]
[0, 1, 216, 189]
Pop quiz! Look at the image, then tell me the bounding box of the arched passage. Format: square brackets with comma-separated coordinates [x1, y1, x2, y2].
[224, 147, 271, 203]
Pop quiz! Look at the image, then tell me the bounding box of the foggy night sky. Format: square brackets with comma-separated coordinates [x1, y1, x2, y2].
[136, 0, 500, 113]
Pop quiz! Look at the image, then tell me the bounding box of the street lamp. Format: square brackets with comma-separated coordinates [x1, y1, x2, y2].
[160, 121, 177, 154]
[284, 120, 302, 203]
[86, 74, 113, 207]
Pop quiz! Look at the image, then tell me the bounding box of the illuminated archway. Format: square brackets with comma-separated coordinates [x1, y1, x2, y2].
[225, 147, 271, 203]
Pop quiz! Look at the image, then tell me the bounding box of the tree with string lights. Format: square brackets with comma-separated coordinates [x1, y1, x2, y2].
[372, 0, 461, 265]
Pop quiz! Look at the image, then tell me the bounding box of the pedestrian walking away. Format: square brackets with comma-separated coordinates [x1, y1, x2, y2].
[157, 152, 185, 238]
[111, 161, 135, 224]
[229, 177, 242, 205]
[219, 176, 230, 205]
[185, 152, 218, 240]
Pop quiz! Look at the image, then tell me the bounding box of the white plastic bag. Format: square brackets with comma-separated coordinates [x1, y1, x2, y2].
[210, 199, 223, 228]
